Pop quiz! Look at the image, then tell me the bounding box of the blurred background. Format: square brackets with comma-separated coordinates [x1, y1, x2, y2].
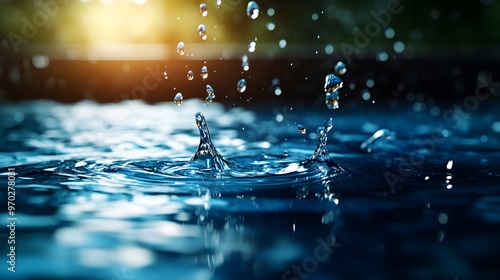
[0, 0, 499, 107]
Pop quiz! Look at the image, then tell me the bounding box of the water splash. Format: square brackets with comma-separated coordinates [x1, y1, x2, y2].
[186, 112, 230, 171]
[302, 117, 342, 171]
[359, 128, 392, 152]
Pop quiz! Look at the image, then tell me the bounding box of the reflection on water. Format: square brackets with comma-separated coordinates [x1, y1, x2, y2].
[1, 100, 500, 279]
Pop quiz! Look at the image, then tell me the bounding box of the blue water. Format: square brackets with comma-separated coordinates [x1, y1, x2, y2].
[1, 100, 500, 280]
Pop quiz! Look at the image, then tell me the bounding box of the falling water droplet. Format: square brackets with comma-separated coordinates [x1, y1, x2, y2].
[247, 1, 260, 19]
[200, 3, 208, 17]
[177, 42, 185, 55]
[173, 92, 183, 106]
[237, 79, 247, 93]
[198, 24, 207, 40]
[242, 55, 250, 71]
[163, 66, 168, 79]
[334, 61, 347, 75]
[205, 84, 215, 103]
[325, 91, 340, 110]
[283, 150, 289, 157]
[248, 39, 257, 52]
[324, 74, 343, 93]
[201, 66, 208, 80]
[187, 70, 194, 80]
[217, 0, 222, 8]
[298, 124, 307, 134]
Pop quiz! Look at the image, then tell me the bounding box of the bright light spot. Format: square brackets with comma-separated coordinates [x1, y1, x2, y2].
[446, 184, 453, 189]
[394, 41, 405, 53]
[446, 160, 453, 170]
[385, 28, 395, 39]
[377, 52, 388, 61]
[424, 176, 429, 180]
[438, 213, 448, 224]
[276, 114, 284, 122]
[32, 55, 50, 69]
[324, 44, 334, 54]
[267, 8, 275, 16]
[366, 79, 374, 88]
[274, 87, 282, 96]
[362, 90, 371, 101]
[311, 13, 319, 21]
[266, 22, 275, 31]
[132, 0, 148, 5]
[279, 39, 287, 48]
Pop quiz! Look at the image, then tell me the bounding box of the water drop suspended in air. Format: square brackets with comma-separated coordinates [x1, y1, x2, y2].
[324, 74, 343, 93]
[201, 66, 208, 80]
[248, 39, 257, 52]
[163, 66, 168, 79]
[242, 55, 250, 71]
[217, 0, 222, 8]
[177, 42, 185, 55]
[198, 24, 207, 40]
[200, 3, 208, 17]
[298, 124, 307, 134]
[205, 84, 215, 103]
[237, 79, 247, 93]
[247, 1, 260, 19]
[187, 70, 194, 80]
[325, 91, 340, 110]
[173, 92, 183, 106]
[334, 61, 346, 75]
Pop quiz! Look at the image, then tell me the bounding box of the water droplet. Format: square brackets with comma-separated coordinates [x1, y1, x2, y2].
[216, 0, 222, 8]
[274, 86, 282, 96]
[163, 66, 168, 79]
[266, 22, 275, 31]
[200, 66, 208, 80]
[325, 91, 339, 110]
[187, 70, 194, 80]
[298, 124, 307, 134]
[334, 61, 346, 75]
[446, 160, 453, 170]
[324, 74, 343, 93]
[283, 150, 289, 157]
[198, 24, 207, 40]
[205, 84, 215, 103]
[267, 8, 275, 16]
[237, 79, 247, 93]
[279, 39, 287, 48]
[200, 3, 208, 17]
[173, 92, 183, 106]
[177, 42, 185, 55]
[248, 39, 257, 52]
[247, 1, 259, 19]
[242, 55, 250, 71]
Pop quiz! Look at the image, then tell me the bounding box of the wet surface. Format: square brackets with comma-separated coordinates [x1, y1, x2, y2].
[1, 99, 500, 279]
